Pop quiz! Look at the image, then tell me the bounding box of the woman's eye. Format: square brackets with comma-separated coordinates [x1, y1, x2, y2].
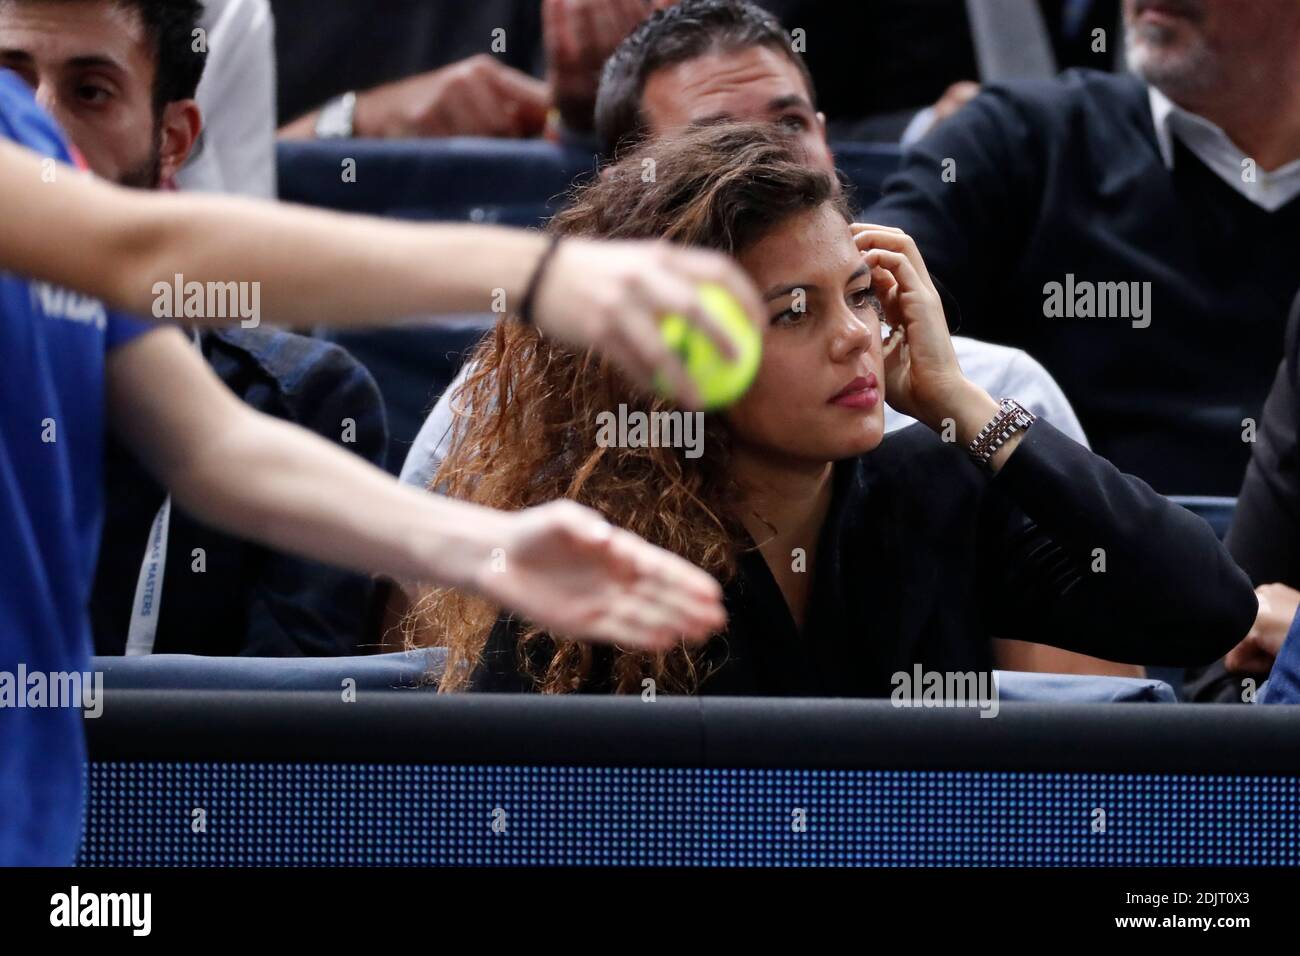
[848, 288, 875, 310]
[771, 307, 806, 327]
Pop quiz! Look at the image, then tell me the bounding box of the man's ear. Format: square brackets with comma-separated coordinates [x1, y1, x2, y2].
[158, 98, 202, 182]
[816, 110, 827, 132]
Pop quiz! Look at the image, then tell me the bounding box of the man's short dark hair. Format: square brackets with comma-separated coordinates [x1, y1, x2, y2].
[594, 0, 816, 158]
[4, 0, 208, 110]
[9, 0, 209, 111]
[117, 0, 207, 112]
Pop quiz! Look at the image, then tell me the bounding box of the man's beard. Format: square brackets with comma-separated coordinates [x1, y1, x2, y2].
[117, 148, 163, 190]
[1125, 18, 1220, 101]
[117, 111, 164, 189]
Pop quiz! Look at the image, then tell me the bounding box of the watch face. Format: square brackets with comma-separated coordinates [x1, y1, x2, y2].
[316, 93, 355, 138]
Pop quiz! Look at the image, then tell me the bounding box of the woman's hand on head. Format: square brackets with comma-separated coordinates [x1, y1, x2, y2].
[851, 223, 971, 430]
[473, 499, 726, 652]
[530, 238, 766, 410]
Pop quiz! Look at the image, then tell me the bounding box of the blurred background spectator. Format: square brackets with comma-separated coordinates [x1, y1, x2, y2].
[271, 0, 1121, 144]
[870, 0, 1300, 495]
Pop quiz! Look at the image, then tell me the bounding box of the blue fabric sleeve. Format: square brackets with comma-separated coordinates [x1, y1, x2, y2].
[105, 310, 155, 351]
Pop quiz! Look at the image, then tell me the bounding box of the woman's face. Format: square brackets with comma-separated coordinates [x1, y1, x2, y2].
[725, 203, 886, 464]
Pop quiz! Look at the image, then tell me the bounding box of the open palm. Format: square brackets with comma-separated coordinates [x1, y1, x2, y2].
[477, 500, 725, 651]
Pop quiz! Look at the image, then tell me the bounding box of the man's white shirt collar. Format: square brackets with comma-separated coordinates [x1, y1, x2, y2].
[1148, 85, 1300, 212]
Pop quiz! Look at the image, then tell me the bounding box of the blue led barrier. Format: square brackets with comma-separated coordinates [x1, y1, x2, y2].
[77, 692, 1300, 867]
[79, 762, 1299, 867]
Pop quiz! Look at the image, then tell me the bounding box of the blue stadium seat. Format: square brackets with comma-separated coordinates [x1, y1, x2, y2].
[277, 138, 904, 225]
[278, 138, 599, 226]
[92, 651, 1171, 701]
[834, 141, 907, 205]
[315, 317, 491, 473]
[93, 649, 443, 691]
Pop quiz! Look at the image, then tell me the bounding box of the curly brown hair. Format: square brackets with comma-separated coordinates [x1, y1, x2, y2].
[405, 122, 852, 693]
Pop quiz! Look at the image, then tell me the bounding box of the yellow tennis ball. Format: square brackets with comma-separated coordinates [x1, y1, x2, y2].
[656, 283, 762, 410]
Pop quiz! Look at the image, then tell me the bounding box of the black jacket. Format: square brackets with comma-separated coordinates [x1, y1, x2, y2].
[90, 327, 388, 657]
[471, 421, 1256, 695]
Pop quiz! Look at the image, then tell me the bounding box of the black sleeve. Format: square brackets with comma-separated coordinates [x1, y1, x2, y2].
[1226, 294, 1300, 585]
[240, 345, 390, 657]
[981, 420, 1257, 665]
[866, 84, 1048, 338]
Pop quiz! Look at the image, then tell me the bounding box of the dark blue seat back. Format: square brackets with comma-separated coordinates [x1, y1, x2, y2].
[278, 138, 600, 226]
[276, 138, 905, 225]
[834, 141, 907, 206]
[315, 319, 490, 474]
[91, 652, 1171, 702]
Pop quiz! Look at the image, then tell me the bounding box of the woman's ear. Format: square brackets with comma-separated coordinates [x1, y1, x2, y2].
[157, 99, 203, 183]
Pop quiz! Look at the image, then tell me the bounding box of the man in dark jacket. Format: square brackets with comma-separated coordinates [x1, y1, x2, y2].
[91, 328, 387, 656]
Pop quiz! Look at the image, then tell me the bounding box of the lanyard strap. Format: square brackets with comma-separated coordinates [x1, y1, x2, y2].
[124, 495, 171, 656]
[123, 329, 201, 656]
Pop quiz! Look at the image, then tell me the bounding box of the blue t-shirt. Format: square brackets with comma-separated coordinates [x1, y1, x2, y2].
[0, 69, 151, 865]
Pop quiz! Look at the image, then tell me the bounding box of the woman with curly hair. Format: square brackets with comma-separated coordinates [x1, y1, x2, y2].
[406, 121, 1256, 696]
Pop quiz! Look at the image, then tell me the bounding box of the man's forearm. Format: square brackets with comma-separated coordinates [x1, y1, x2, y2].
[1, 138, 547, 327]
[162, 398, 511, 592]
[112, 200, 549, 327]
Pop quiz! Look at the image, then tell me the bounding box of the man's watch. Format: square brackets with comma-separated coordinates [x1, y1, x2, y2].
[967, 398, 1036, 467]
[314, 91, 358, 139]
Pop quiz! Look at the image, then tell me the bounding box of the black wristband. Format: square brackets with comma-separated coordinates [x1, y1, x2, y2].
[518, 235, 563, 327]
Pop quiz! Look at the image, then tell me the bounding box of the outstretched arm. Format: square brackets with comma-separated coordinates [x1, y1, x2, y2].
[0, 138, 764, 410]
[107, 327, 727, 651]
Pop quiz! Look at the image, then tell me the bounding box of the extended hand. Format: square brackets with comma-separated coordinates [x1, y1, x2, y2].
[475, 500, 726, 650]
